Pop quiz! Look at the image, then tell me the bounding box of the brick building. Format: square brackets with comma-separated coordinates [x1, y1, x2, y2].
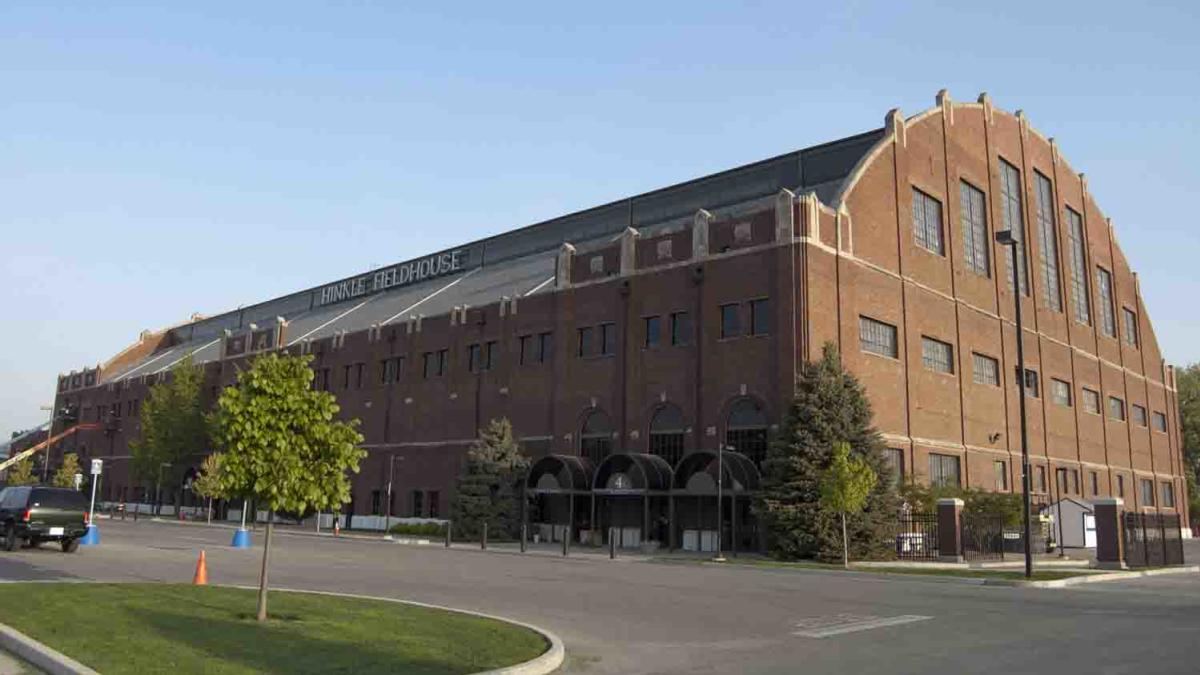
[46, 91, 1188, 543]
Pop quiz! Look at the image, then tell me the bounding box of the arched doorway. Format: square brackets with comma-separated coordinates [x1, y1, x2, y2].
[524, 454, 594, 546]
[592, 453, 673, 549]
[648, 404, 685, 467]
[671, 449, 762, 553]
[579, 409, 614, 465]
[725, 398, 768, 467]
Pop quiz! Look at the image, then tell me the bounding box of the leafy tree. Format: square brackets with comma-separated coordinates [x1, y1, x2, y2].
[212, 353, 364, 621]
[756, 342, 900, 562]
[131, 353, 208, 513]
[52, 453, 82, 489]
[6, 459, 37, 486]
[819, 442, 878, 569]
[1176, 364, 1199, 520]
[451, 418, 529, 541]
[191, 453, 227, 524]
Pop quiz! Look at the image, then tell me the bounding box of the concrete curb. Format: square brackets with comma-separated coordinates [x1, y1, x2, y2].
[0, 622, 100, 675]
[982, 565, 1200, 588]
[229, 585, 565, 675]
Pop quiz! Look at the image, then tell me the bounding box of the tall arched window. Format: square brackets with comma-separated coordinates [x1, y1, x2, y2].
[726, 398, 768, 466]
[580, 409, 613, 464]
[648, 404, 685, 467]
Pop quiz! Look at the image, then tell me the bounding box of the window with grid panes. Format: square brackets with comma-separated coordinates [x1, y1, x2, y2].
[1065, 207, 1091, 325]
[882, 449, 904, 486]
[1108, 396, 1126, 421]
[1097, 267, 1116, 337]
[1132, 404, 1147, 427]
[1153, 411, 1167, 432]
[1082, 388, 1101, 414]
[960, 181, 989, 276]
[929, 453, 961, 488]
[859, 316, 898, 358]
[1016, 368, 1039, 398]
[1122, 308, 1139, 347]
[912, 188, 945, 255]
[1162, 482, 1176, 508]
[999, 159, 1030, 295]
[1033, 172, 1063, 312]
[972, 353, 999, 386]
[921, 337, 954, 374]
[1051, 379, 1072, 407]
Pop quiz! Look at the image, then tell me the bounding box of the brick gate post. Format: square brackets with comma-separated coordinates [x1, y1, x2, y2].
[937, 498, 964, 563]
[1094, 497, 1126, 570]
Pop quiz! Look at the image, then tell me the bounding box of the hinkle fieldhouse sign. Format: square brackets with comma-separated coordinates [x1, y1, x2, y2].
[317, 249, 468, 307]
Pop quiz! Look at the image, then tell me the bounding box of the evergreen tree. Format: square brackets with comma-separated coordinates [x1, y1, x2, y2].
[450, 418, 529, 540]
[131, 352, 208, 512]
[52, 453, 82, 489]
[756, 342, 900, 561]
[6, 459, 37, 486]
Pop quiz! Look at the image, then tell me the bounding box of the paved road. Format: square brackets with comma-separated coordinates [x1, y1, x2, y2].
[1, 519, 1197, 674]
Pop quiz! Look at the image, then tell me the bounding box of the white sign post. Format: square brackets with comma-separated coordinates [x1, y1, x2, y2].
[88, 459, 102, 522]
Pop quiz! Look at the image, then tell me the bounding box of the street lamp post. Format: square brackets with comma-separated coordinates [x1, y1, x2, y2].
[385, 454, 401, 535]
[996, 229, 1034, 580]
[713, 444, 731, 563]
[38, 405, 55, 482]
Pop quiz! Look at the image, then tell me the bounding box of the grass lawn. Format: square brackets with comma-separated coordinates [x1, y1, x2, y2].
[0, 583, 548, 675]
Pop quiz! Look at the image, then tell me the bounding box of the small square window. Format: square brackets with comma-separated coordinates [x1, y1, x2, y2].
[1082, 388, 1101, 415]
[644, 316, 661, 348]
[921, 337, 954, 374]
[929, 453, 960, 487]
[749, 298, 770, 336]
[1152, 411, 1167, 433]
[859, 316, 898, 358]
[1016, 368, 1040, 398]
[1108, 396, 1126, 422]
[1132, 404, 1147, 427]
[1051, 379, 1072, 407]
[670, 311, 692, 346]
[720, 303, 742, 339]
[972, 353, 999, 386]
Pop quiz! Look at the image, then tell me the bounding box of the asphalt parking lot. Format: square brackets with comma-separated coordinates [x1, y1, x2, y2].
[1, 519, 1198, 674]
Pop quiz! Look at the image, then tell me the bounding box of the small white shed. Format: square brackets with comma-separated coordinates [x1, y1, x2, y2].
[1040, 498, 1096, 549]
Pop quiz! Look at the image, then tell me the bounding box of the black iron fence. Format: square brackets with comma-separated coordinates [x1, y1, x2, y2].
[895, 511, 939, 561]
[961, 514, 1006, 562]
[1123, 512, 1185, 568]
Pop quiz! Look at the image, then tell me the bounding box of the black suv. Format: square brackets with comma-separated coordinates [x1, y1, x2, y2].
[0, 486, 90, 553]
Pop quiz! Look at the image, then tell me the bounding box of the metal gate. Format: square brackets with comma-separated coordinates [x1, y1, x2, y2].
[895, 511, 939, 561]
[961, 514, 1005, 562]
[1123, 513, 1185, 568]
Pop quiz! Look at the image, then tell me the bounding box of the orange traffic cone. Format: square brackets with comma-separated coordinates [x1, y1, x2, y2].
[333, 519, 340, 537]
[193, 550, 208, 586]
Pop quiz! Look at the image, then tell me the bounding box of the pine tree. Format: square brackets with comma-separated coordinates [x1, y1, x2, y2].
[756, 342, 900, 561]
[450, 418, 529, 541]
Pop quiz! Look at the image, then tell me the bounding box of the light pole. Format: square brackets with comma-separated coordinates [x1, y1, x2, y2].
[38, 405, 54, 482]
[996, 228, 1033, 579]
[713, 444, 731, 563]
[385, 454, 402, 535]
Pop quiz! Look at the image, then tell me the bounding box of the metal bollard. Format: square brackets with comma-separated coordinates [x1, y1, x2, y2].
[520, 523, 527, 553]
[445, 521, 452, 547]
[609, 527, 616, 559]
[562, 530, 569, 556]
[134, 505, 139, 522]
[481, 522, 488, 550]
[121, 503, 127, 521]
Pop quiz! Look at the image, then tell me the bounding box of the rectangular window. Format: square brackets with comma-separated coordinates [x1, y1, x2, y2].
[342, 365, 352, 390]
[999, 159, 1030, 296]
[538, 331, 554, 363]
[921, 336, 954, 374]
[468, 343, 482, 373]
[1033, 172, 1063, 312]
[994, 460, 1008, 491]
[1036, 466, 1047, 493]
[518, 335, 532, 365]
[1065, 207, 1091, 325]
[1153, 411, 1168, 433]
[1132, 404, 1147, 427]
[423, 351, 446, 378]
[1097, 267, 1116, 337]
[1122, 308, 1139, 347]
[859, 316, 898, 358]
[484, 341, 497, 371]
[749, 298, 771, 336]
[929, 453, 961, 488]
[1082, 388, 1101, 414]
[972, 353, 1000, 386]
[577, 326, 594, 358]
[370, 490, 381, 516]
[1056, 467, 1068, 495]
[644, 316, 661, 348]
[960, 181, 990, 276]
[720, 303, 741, 338]
[1051, 378, 1072, 407]
[354, 363, 365, 389]
[882, 449, 904, 486]
[428, 490, 440, 518]
[1139, 479, 1155, 507]
[1108, 396, 1126, 421]
[599, 323, 616, 356]
[1017, 368, 1040, 398]
[1162, 482, 1176, 508]
[670, 311, 692, 346]
[912, 188, 945, 255]
[412, 490, 424, 517]
[1090, 471, 1099, 497]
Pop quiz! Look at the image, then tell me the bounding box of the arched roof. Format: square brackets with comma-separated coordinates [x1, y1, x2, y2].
[526, 454, 594, 493]
[592, 452, 674, 493]
[673, 450, 761, 494]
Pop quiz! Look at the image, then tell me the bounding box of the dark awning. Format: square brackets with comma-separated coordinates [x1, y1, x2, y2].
[592, 452, 674, 494]
[526, 454, 594, 494]
[672, 449, 761, 494]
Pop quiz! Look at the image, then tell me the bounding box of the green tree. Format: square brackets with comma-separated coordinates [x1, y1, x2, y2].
[131, 353, 208, 513]
[450, 418, 529, 541]
[6, 459, 37, 486]
[212, 353, 364, 621]
[191, 453, 226, 525]
[819, 442, 878, 569]
[1176, 364, 1200, 520]
[756, 342, 900, 562]
[52, 453, 82, 489]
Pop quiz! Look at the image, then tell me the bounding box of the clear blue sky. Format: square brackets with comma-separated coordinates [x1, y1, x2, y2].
[4, 1, 1198, 434]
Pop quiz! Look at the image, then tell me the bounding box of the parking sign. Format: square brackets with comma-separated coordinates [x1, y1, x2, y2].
[90, 459, 103, 475]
